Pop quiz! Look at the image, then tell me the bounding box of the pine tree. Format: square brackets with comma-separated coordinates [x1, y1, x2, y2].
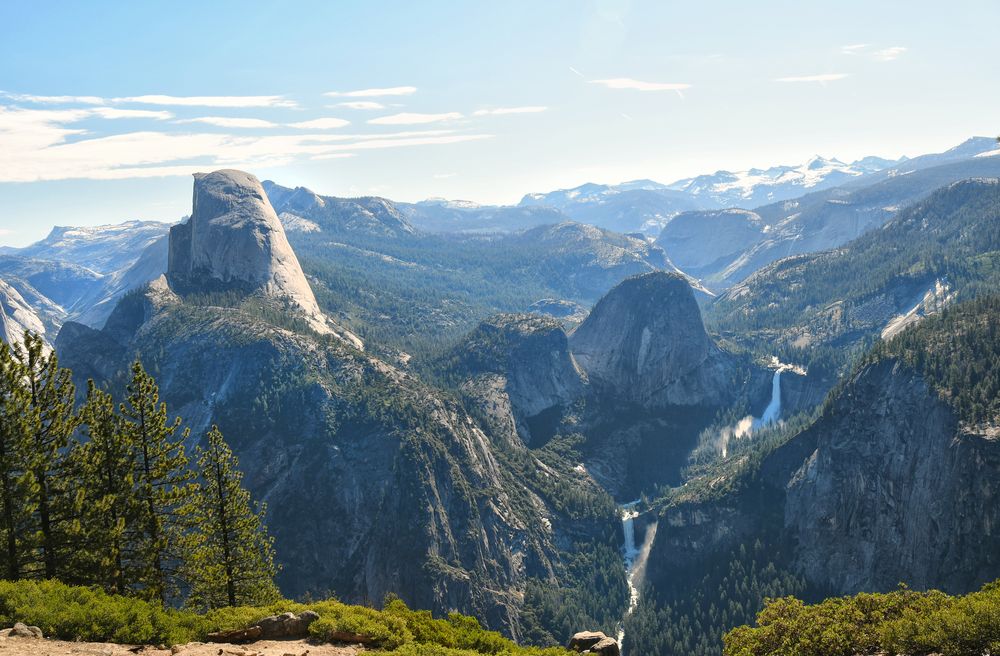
[0, 339, 37, 579]
[14, 333, 79, 579]
[119, 361, 194, 604]
[74, 381, 138, 593]
[181, 425, 279, 609]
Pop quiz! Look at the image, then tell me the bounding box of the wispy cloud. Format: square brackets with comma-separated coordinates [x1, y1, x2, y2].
[840, 43, 869, 54]
[433, 172, 457, 179]
[873, 46, 907, 61]
[91, 108, 174, 120]
[775, 73, 849, 83]
[0, 105, 489, 182]
[589, 78, 691, 93]
[368, 112, 463, 125]
[568, 66, 585, 78]
[325, 86, 417, 98]
[288, 117, 351, 129]
[334, 101, 386, 110]
[3, 92, 298, 108]
[175, 116, 279, 128]
[310, 153, 357, 160]
[473, 106, 547, 116]
[113, 94, 297, 108]
[1, 93, 106, 105]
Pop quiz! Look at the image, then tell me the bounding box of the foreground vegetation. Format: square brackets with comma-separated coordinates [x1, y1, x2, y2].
[0, 333, 278, 608]
[0, 579, 568, 654]
[724, 580, 1000, 656]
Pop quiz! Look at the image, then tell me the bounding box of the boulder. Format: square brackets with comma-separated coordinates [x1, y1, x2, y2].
[9, 622, 43, 638]
[590, 636, 620, 656]
[568, 630, 608, 651]
[206, 610, 319, 643]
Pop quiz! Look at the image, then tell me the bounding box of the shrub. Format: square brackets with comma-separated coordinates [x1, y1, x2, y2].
[308, 603, 413, 650]
[0, 579, 200, 645]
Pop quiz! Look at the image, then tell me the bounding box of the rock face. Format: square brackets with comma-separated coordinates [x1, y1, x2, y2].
[0, 277, 46, 346]
[450, 314, 585, 446]
[782, 358, 1000, 594]
[168, 170, 349, 341]
[646, 356, 1000, 605]
[570, 271, 736, 409]
[655, 209, 764, 282]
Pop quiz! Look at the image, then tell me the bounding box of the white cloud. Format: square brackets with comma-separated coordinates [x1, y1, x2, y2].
[311, 153, 357, 160]
[91, 108, 174, 120]
[473, 106, 547, 116]
[433, 172, 457, 179]
[368, 112, 463, 125]
[334, 101, 385, 110]
[175, 116, 279, 128]
[1, 93, 106, 105]
[113, 94, 297, 108]
[2, 92, 298, 108]
[325, 86, 417, 98]
[840, 43, 868, 54]
[568, 66, 585, 78]
[589, 78, 691, 92]
[288, 117, 351, 129]
[775, 73, 849, 83]
[873, 46, 907, 61]
[0, 106, 489, 182]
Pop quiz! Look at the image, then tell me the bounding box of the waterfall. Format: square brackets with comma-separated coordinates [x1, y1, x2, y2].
[753, 368, 784, 429]
[617, 500, 648, 652]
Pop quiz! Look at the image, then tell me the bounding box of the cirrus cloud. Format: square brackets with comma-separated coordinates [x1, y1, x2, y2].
[288, 117, 351, 129]
[368, 112, 463, 125]
[175, 116, 279, 128]
[473, 106, 547, 116]
[589, 78, 691, 92]
[325, 86, 417, 98]
[775, 73, 849, 83]
[873, 46, 907, 61]
[334, 101, 386, 110]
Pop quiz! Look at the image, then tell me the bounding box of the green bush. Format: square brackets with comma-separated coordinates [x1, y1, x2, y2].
[0, 579, 201, 645]
[309, 603, 412, 649]
[0, 580, 571, 654]
[724, 580, 1000, 656]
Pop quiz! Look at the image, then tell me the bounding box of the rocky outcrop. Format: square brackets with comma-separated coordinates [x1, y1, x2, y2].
[168, 170, 358, 345]
[646, 355, 1000, 605]
[655, 209, 765, 283]
[569, 272, 738, 409]
[207, 611, 319, 643]
[781, 358, 1000, 594]
[0, 277, 46, 346]
[452, 314, 585, 446]
[568, 631, 620, 656]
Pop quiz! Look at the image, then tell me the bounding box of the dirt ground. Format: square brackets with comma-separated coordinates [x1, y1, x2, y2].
[0, 635, 363, 656]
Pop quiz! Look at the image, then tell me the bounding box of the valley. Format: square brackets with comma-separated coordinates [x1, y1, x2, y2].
[1, 137, 999, 656]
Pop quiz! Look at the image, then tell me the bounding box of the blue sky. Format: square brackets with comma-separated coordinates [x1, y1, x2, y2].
[1, 0, 998, 246]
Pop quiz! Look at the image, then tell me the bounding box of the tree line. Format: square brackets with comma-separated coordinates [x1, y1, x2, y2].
[0, 332, 279, 609]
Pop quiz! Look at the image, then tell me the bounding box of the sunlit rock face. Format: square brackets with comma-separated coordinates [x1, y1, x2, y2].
[569, 271, 736, 409]
[167, 169, 355, 342]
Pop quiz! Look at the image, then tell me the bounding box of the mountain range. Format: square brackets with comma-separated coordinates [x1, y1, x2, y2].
[3, 136, 1000, 656]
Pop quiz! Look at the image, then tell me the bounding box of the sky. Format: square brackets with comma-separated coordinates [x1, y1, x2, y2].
[1, 0, 998, 246]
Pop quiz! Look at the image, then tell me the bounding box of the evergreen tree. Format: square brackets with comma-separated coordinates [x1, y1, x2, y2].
[74, 381, 138, 593]
[119, 361, 194, 604]
[181, 425, 279, 609]
[14, 333, 79, 579]
[0, 339, 37, 580]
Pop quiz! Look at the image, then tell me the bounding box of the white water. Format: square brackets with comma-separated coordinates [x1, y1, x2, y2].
[617, 500, 656, 653]
[753, 368, 784, 429]
[720, 362, 794, 458]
